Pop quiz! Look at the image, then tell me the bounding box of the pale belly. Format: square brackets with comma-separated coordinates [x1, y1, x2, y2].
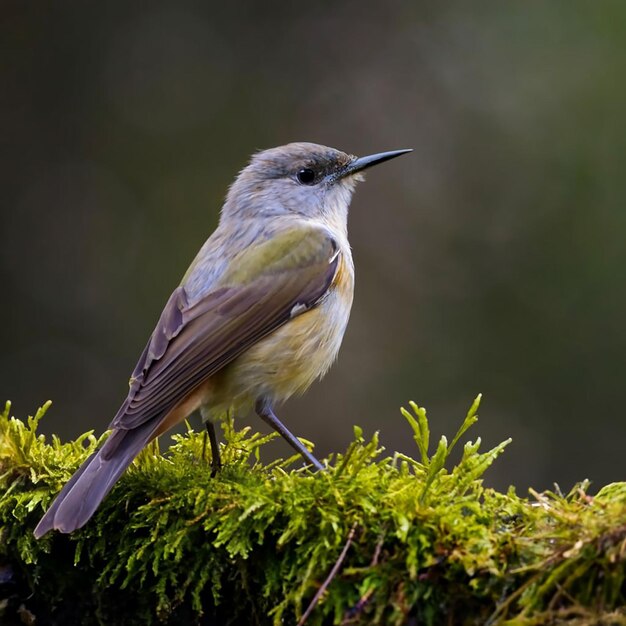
[206, 279, 354, 416]
[223, 290, 352, 404]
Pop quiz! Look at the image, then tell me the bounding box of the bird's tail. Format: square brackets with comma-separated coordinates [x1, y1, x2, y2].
[33, 421, 157, 538]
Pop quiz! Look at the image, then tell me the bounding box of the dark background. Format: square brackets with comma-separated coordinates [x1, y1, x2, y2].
[2, 1, 625, 492]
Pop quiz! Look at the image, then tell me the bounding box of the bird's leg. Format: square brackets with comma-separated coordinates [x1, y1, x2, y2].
[205, 422, 221, 476]
[204, 421, 222, 477]
[200, 406, 222, 476]
[200, 407, 222, 478]
[255, 398, 324, 471]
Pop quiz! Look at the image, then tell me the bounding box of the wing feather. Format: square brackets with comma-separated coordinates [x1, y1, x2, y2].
[111, 228, 338, 431]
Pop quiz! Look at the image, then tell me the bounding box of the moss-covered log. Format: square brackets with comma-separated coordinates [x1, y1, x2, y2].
[0, 398, 624, 625]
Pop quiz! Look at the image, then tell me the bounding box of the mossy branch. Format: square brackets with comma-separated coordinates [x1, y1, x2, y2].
[0, 398, 624, 625]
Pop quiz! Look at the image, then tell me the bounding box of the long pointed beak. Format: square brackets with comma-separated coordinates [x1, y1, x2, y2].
[338, 148, 413, 180]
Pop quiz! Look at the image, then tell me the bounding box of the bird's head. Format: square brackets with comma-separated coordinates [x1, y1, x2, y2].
[222, 142, 411, 232]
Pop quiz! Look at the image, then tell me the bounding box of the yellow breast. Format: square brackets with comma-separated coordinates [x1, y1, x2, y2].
[213, 250, 354, 412]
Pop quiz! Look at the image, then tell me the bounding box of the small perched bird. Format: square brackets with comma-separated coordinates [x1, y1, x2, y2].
[34, 142, 411, 538]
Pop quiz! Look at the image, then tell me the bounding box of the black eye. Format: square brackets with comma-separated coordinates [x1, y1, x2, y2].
[296, 168, 316, 185]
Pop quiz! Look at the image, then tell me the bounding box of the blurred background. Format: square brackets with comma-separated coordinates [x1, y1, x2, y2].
[2, 1, 625, 493]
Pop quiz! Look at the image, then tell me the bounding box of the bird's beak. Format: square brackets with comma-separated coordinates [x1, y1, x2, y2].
[336, 148, 413, 180]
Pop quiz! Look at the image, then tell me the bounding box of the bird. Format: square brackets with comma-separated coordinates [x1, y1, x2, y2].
[34, 142, 411, 538]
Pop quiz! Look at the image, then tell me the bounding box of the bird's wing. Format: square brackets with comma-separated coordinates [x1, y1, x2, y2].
[110, 225, 339, 432]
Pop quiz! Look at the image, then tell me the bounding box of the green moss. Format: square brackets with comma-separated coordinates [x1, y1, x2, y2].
[0, 398, 624, 625]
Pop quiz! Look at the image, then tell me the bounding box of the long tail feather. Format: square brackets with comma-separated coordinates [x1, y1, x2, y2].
[33, 421, 157, 538]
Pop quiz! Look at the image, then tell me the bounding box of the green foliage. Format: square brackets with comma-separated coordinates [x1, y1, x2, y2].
[0, 398, 624, 626]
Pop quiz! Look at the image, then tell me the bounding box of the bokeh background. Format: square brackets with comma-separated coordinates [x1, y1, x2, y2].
[2, 1, 625, 493]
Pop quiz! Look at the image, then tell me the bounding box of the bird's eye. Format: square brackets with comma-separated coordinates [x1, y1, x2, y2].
[296, 168, 316, 185]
